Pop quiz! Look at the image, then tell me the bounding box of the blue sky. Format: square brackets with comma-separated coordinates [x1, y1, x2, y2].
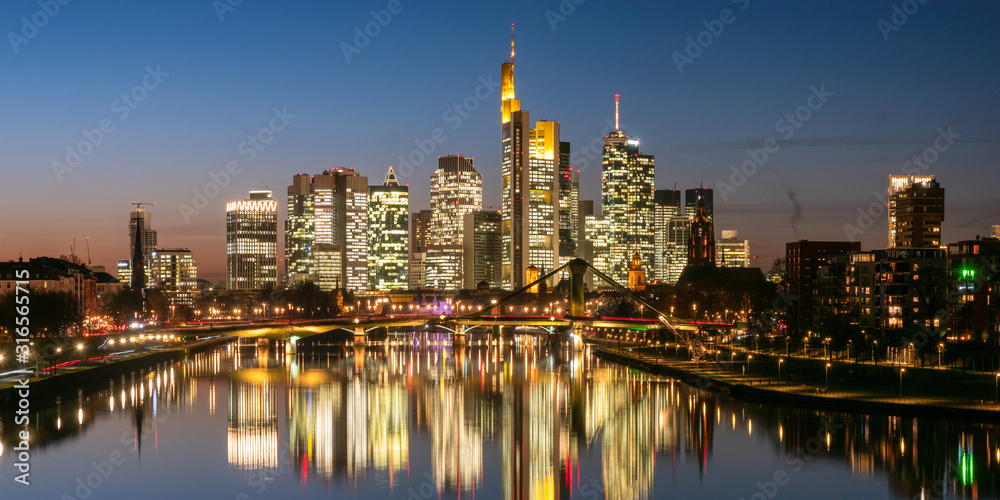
[1, 0, 997, 281]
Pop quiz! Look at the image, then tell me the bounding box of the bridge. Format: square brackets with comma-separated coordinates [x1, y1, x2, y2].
[184, 259, 711, 354]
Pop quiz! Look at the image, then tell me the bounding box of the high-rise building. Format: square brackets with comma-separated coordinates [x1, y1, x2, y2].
[313, 168, 369, 291]
[500, 43, 559, 289]
[149, 248, 198, 306]
[585, 215, 610, 286]
[685, 187, 713, 221]
[427, 155, 482, 291]
[409, 209, 432, 289]
[716, 230, 750, 268]
[558, 141, 578, 260]
[602, 95, 655, 283]
[312, 244, 342, 291]
[664, 215, 691, 284]
[992, 225, 1000, 239]
[226, 191, 278, 291]
[463, 209, 502, 289]
[888, 175, 944, 248]
[285, 174, 314, 284]
[368, 167, 409, 291]
[654, 190, 682, 283]
[688, 193, 715, 267]
[128, 207, 158, 289]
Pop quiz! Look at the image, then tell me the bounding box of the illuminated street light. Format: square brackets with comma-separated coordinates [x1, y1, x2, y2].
[778, 358, 784, 383]
[825, 363, 831, 390]
[899, 368, 906, 396]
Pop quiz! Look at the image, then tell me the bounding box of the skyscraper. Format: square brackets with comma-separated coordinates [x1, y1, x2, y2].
[558, 141, 578, 260]
[888, 175, 944, 248]
[285, 173, 314, 284]
[368, 166, 409, 291]
[602, 95, 655, 283]
[653, 189, 682, 283]
[500, 39, 559, 289]
[313, 168, 369, 291]
[409, 209, 432, 289]
[427, 155, 482, 290]
[664, 215, 691, 283]
[129, 207, 157, 289]
[226, 191, 277, 291]
[463, 209, 502, 289]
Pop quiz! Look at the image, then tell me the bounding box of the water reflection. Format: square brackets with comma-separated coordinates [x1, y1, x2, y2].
[0, 338, 997, 500]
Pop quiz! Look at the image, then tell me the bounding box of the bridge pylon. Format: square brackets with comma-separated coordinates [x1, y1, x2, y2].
[353, 326, 365, 346]
[453, 325, 466, 346]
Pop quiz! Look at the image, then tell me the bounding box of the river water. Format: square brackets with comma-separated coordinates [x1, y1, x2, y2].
[1, 338, 997, 499]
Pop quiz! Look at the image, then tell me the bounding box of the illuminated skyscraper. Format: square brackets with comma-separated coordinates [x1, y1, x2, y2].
[368, 166, 409, 291]
[653, 189, 681, 283]
[313, 168, 369, 291]
[500, 36, 559, 289]
[602, 94, 655, 283]
[665, 215, 691, 283]
[888, 175, 944, 248]
[558, 141, 578, 259]
[226, 191, 278, 291]
[285, 173, 314, 284]
[427, 155, 482, 290]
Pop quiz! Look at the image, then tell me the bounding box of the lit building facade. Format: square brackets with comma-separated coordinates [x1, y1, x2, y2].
[664, 216, 691, 284]
[558, 141, 578, 260]
[601, 96, 655, 283]
[716, 230, 750, 268]
[285, 173, 314, 284]
[149, 248, 198, 306]
[428, 155, 482, 291]
[313, 168, 369, 291]
[312, 244, 342, 291]
[226, 191, 278, 291]
[368, 167, 409, 291]
[500, 46, 559, 289]
[463, 209, 502, 289]
[409, 209, 432, 289]
[889, 175, 944, 248]
[687, 192, 715, 267]
[653, 190, 682, 283]
[128, 207, 158, 288]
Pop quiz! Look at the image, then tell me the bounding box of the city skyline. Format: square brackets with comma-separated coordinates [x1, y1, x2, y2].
[2, 1, 998, 282]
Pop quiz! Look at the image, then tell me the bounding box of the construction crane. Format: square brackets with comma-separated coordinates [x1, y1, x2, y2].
[86, 236, 92, 266]
[132, 201, 156, 210]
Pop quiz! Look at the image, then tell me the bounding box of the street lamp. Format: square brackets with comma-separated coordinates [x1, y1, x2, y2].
[995, 373, 999, 404]
[825, 363, 831, 390]
[778, 358, 784, 383]
[938, 343, 944, 368]
[899, 368, 906, 396]
[747, 355, 752, 376]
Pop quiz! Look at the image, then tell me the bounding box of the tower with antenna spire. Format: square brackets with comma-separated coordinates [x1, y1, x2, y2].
[499, 25, 561, 289]
[600, 94, 655, 282]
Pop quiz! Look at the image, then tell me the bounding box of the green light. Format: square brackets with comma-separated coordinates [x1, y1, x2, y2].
[961, 268, 976, 280]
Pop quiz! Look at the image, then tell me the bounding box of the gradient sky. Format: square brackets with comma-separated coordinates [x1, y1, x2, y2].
[1, 0, 998, 283]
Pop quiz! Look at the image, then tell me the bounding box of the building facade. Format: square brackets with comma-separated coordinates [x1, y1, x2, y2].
[601, 98, 655, 283]
[285, 173, 314, 284]
[149, 248, 198, 306]
[128, 207, 158, 289]
[463, 209, 502, 289]
[889, 176, 944, 248]
[653, 190, 682, 283]
[409, 209, 432, 289]
[368, 167, 409, 291]
[226, 191, 278, 291]
[716, 230, 750, 268]
[427, 155, 482, 290]
[500, 48, 559, 289]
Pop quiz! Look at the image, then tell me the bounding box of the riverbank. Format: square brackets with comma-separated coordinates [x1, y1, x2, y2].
[0, 336, 234, 405]
[593, 347, 1000, 422]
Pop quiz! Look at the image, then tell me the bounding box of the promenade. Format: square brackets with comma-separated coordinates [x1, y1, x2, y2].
[594, 344, 1000, 421]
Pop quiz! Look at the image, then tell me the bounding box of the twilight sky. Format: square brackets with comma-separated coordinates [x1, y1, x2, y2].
[1, 0, 998, 283]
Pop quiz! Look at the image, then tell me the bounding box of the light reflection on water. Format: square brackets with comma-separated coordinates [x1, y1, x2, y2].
[0, 337, 997, 500]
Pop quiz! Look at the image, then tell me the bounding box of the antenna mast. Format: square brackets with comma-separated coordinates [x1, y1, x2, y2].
[510, 23, 515, 62]
[615, 94, 620, 131]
